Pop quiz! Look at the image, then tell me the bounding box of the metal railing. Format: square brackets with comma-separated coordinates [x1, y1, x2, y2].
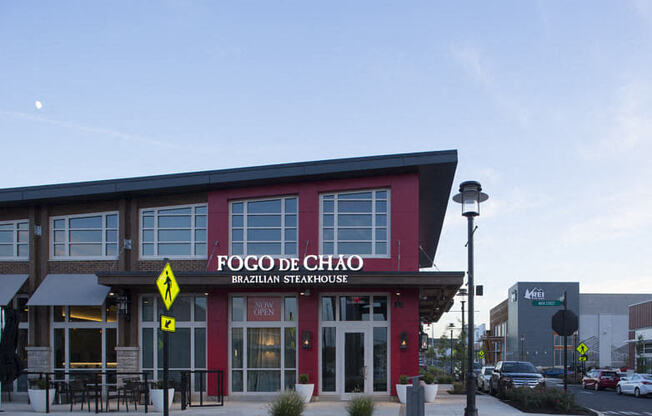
[180, 370, 224, 409]
[21, 370, 150, 414]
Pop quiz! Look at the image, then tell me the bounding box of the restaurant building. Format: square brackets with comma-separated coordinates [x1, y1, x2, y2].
[0, 150, 464, 399]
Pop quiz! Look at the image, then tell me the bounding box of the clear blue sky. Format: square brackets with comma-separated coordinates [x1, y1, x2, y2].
[2, 1, 652, 335]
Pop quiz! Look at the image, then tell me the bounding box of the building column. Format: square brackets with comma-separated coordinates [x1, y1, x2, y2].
[298, 292, 319, 396]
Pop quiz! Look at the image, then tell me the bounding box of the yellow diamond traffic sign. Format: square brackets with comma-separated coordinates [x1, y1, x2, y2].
[156, 262, 180, 310]
[478, 350, 485, 358]
[160, 315, 176, 332]
[576, 342, 589, 355]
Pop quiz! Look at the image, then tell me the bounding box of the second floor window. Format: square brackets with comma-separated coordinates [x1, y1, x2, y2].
[140, 204, 207, 259]
[0, 220, 29, 259]
[230, 197, 298, 256]
[51, 212, 118, 259]
[320, 189, 390, 257]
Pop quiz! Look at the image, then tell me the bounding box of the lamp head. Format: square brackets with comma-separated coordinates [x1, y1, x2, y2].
[452, 180, 488, 217]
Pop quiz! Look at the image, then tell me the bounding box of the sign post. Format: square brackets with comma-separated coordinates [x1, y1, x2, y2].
[551, 291, 578, 393]
[156, 262, 180, 416]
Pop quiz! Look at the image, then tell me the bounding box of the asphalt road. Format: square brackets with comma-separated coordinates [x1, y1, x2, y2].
[548, 379, 652, 416]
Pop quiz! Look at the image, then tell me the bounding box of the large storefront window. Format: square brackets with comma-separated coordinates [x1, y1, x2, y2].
[51, 303, 117, 381]
[230, 197, 298, 256]
[230, 295, 297, 393]
[140, 295, 207, 391]
[139, 204, 207, 259]
[320, 190, 390, 257]
[50, 212, 118, 259]
[319, 294, 389, 396]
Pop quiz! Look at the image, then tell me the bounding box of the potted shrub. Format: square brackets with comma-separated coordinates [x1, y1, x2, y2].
[28, 378, 56, 412]
[295, 373, 314, 404]
[422, 373, 438, 403]
[268, 390, 304, 416]
[396, 375, 410, 404]
[150, 380, 174, 412]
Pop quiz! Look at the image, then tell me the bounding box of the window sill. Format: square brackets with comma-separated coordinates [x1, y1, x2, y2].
[0, 257, 29, 262]
[49, 257, 119, 261]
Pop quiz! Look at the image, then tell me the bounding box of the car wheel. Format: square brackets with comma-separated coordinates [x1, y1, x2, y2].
[634, 387, 640, 398]
[616, 385, 622, 395]
[594, 382, 599, 391]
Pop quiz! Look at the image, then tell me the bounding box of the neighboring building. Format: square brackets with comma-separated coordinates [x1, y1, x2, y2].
[628, 300, 652, 372]
[0, 150, 464, 399]
[484, 299, 507, 364]
[580, 294, 652, 369]
[488, 282, 580, 368]
[489, 284, 652, 370]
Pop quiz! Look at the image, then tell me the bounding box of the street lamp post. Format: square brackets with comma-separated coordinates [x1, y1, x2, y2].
[520, 335, 525, 361]
[453, 181, 488, 416]
[448, 323, 455, 376]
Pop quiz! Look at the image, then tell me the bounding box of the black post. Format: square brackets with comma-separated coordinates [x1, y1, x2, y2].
[563, 291, 568, 393]
[144, 372, 149, 414]
[464, 215, 477, 416]
[164, 330, 169, 416]
[45, 373, 50, 414]
[461, 300, 465, 383]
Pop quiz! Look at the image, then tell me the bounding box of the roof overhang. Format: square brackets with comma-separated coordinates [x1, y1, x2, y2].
[0, 150, 458, 267]
[98, 270, 464, 323]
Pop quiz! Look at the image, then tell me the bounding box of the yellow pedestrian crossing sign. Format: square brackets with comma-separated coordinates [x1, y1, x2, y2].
[478, 350, 485, 358]
[156, 262, 180, 310]
[160, 315, 176, 332]
[576, 342, 589, 355]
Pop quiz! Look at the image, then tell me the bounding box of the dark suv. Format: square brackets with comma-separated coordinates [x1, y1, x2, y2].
[490, 361, 545, 396]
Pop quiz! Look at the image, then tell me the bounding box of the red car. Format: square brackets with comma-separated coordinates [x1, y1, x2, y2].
[582, 369, 620, 391]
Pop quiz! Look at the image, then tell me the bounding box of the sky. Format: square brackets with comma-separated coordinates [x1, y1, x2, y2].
[2, 1, 652, 337]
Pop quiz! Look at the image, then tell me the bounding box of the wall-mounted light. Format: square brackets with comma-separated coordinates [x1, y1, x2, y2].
[400, 332, 408, 350]
[302, 331, 312, 350]
[394, 292, 403, 308]
[420, 332, 429, 352]
[300, 289, 311, 296]
[117, 294, 130, 321]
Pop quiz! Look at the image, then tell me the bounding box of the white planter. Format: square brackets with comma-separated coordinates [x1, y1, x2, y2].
[295, 384, 314, 404]
[150, 388, 174, 412]
[396, 384, 408, 404]
[28, 389, 56, 412]
[424, 384, 438, 403]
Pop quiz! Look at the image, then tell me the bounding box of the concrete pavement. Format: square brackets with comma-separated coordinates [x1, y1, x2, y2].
[0, 385, 587, 416]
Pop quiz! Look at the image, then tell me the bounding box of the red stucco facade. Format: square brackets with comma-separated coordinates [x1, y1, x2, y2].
[206, 173, 421, 396]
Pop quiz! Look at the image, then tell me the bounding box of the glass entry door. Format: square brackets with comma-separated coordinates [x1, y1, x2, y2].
[344, 332, 366, 394]
[339, 327, 388, 398]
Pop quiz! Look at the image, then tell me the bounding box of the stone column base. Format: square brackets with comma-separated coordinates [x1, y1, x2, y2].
[26, 346, 51, 378]
[116, 346, 140, 386]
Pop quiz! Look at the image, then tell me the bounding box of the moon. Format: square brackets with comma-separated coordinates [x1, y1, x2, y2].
[34, 100, 43, 110]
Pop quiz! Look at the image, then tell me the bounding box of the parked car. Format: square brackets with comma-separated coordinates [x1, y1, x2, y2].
[489, 361, 545, 396]
[616, 374, 652, 398]
[477, 366, 494, 392]
[582, 369, 619, 391]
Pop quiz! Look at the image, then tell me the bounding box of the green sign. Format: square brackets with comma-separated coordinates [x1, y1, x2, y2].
[533, 300, 562, 306]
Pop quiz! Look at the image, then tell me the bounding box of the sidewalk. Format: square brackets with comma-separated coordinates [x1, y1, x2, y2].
[0, 386, 583, 416]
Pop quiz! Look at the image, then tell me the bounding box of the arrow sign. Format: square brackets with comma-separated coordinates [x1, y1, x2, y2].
[160, 315, 176, 333]
[578, 354, 587, 362]
[576, 342, 589, 355]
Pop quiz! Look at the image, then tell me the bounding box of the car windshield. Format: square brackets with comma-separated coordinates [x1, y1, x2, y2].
[484, 368, 494, 374]
[602, 372, 617, 377]
[502, 362, 538, 373]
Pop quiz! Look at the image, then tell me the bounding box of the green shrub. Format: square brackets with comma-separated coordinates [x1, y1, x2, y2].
[418, 367, 426, 375]
[436, 375, 453, 384]
[346, 395, 375, 416]
[268, 391, 305, 416]
[422, 373, 435, 384]
[427, 366, 447, 376]
[30, 378, 49, 390]
[450, 382, 465, 394]
[298, 374, 309, 384]
[398, 375, 410, 385]
[505, 387, 579, 413]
